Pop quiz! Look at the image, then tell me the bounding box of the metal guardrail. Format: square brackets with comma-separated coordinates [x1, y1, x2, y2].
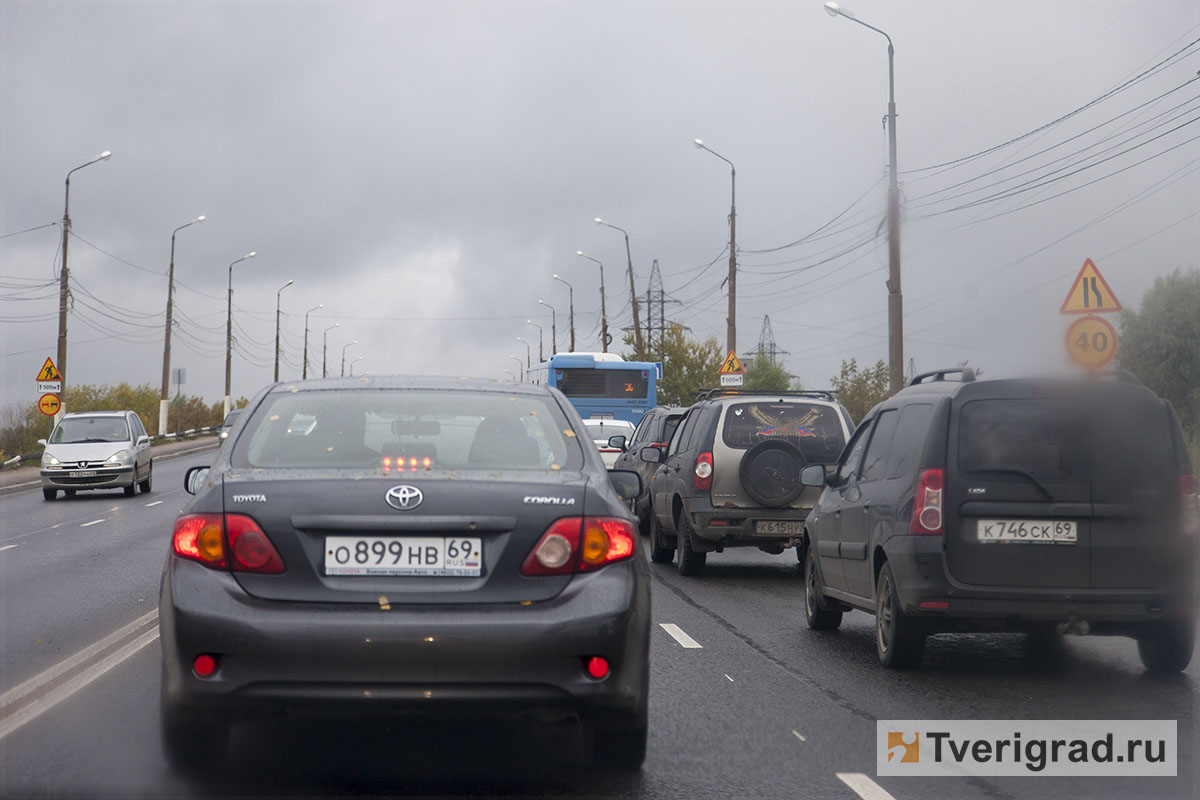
[1, 426, 220, 469]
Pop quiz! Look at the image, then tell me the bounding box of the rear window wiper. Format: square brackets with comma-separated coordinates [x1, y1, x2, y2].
[972, 468, 1056, 500]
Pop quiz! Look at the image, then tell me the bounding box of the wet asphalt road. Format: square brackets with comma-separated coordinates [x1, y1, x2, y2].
[0, 451, 1195, 799]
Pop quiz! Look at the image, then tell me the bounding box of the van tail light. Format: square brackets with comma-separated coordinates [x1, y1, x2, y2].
[909, 468, 944, 535]
[172, 513, 286, 574]
[521, 517, 637, 576]
[694, 452, 714, 491]
[1182, 474, 1199, 537]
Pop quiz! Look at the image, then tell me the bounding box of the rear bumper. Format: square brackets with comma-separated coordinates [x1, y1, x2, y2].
[883, 535, 1196, 630]
[41, 466, 133, 490]
[683, 496, 808, 551]
[159, 558, 650, 724]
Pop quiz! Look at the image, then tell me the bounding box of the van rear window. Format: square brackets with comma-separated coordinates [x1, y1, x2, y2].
[722, 402, 845, 463]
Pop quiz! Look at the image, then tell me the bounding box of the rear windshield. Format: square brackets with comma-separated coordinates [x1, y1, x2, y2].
[50, 416, 130, 444]
[721, 402, 846, 464]
[583, 419, 635, 441]
[556, 368, 649, 399]
[235, 389, 582, 471]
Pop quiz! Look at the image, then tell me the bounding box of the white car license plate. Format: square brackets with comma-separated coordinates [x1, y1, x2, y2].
[325, 536, 483, 576]
[756, 520, 804, 535]
[73, 470, 97, 478]
[977, 519, 1077, 544]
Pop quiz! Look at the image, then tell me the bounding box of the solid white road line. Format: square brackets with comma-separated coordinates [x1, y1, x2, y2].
[0, 544, 18, 552]
[659, 622, 703, 649]
[0, 628, 159, 741]
[80, 519, 106, 527]
[836, 772, 898, 800]
[0, 610, 158, 712]
[144, 500, 164, 507]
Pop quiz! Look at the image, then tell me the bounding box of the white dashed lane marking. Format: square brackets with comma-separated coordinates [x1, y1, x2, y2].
[659, 623, 703, 649]
[0, 544, 18, 552]
[837, 772, 898, 800]
[80, 519, 106, 528]
[144, 501, 163, 507]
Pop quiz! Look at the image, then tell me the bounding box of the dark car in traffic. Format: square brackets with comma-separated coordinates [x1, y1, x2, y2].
[800, 369, 1198, 671]
[159, 376, 650, 774]
[610, 405, 687, 534]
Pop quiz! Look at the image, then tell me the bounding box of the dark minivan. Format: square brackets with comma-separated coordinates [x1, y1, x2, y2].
[801, 369, 1197, 671]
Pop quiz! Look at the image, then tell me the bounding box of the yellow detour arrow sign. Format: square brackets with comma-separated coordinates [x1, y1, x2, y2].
[718, 350, 745, 375]
[1065, 315, 1118, 369]
[37, 357, 63, 381]
[1060, 259, 1123, 314]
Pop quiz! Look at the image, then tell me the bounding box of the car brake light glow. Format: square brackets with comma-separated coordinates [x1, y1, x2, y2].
[585, 656, 610, 679]
[521, 517, 637, 576]
[172, 513, 286, 574]
[694, 452, 713, 491]
[909, 468, 944, 535]
[192, 654, 219, 677]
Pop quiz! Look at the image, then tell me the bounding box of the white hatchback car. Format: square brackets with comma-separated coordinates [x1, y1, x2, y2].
[583, 418, 636, 469]
[39, 410, 153, 500]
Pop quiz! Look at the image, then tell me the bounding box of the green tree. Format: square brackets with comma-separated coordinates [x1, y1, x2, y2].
[830, 358, 890, 424]
[633, 323, 722, 406]
[1117, 268, 1200, 454]
[742, 349, 791, 392]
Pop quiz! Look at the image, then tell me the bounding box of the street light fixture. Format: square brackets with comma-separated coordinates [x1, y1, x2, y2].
[593, 218, 644, 360]
[56, 150, 112, 420]
[503, 368, 516, 382]
[302, 303, 323, 379]
[349, 356, 363, 376]
[553, 274, 575, 352]
[694, 139, 738, 357]
[509, 355, 524, 382]
[224, 251, 257, 418]
[825, 0, 903, 393]
[274, 279, 293, 383]
[538, 299, 557, 355]
[576, 250, 609, 353]
[526, 320, 544, 363]
[159, 213, 204, 434]
[341, 340, 358, 377]
[516, 337, 531, 369]
[322, 323, 340, 378]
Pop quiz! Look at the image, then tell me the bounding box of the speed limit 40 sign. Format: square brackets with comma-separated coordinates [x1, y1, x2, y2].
[1065, 315, 1118, 369]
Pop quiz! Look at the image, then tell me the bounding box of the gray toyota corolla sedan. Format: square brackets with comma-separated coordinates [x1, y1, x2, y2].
[159, 376, 650, 774]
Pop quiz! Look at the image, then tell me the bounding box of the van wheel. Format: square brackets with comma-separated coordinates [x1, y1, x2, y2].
[1136, 619, 1195, 673]
[43, 488, 57, 501]
[805, 546, 843, 631]
[675, 513, 706, 576]
[648, 513, 675, 564]
[875, 562, 924, 668]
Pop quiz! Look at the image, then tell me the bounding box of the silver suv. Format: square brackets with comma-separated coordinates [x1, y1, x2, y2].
[642, 389, 854, 575]
[39, 410, 153, 500]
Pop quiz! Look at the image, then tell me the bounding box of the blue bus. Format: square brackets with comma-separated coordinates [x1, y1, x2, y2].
[527, 352, 662, 425]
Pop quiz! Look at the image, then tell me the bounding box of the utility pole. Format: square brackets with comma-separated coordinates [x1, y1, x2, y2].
[159, 214, 204, 435]
[224, 251, 256, 418]
[694, 140, 737, 356]
[274, 280, 293, 382]
[302, 303, 323, 379]
[576, 251, 609, 353]
[594, 219, 644, 359]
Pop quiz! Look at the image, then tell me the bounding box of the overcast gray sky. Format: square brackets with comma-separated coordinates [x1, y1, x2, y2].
[3, 0, 1197, 417]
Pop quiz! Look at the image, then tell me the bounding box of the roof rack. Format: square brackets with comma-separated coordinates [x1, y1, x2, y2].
[694, 387, 838, 402]
[908, 367, 976, 386]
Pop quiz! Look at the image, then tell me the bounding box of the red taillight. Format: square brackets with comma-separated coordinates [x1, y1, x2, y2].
[172, 513, 285, 574]
[1182, 474, 1198, 497]
[520, 517, 637, 576]
[192, 654, 219, 678]
[909, 468, 944, 535]
[585, 656, 610, 679]
[694, 452, 713, 491]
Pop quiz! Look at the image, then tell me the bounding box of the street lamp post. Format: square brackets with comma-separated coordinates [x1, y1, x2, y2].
[593, 218, 644, 360]
[322, 323, 340, 378]
[302, 303, 323, 379]
[516, 337, 531, 369]
[825, 1, 903, 394]
[56, 150, 112, 421]
[509, 355, 524, 382]
[340, 340, 358, 376]
[504, 369, 516, 382]
[576, 251, 609, 353]
[349, 357, 362, 376]
[274, 279, 293, 383]
[538, 300, 557, 355]
[224, 251, 257, 418]
[159, 214, 204, 435]
[553, 274, 575, 352]
[526, 320, 544, 363]
[694, 139, 738, 357]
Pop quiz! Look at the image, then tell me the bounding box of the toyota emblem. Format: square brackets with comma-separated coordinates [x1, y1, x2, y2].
[385, 485, 424, 511]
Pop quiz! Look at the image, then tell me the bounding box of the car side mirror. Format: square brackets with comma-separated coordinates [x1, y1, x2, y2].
[640, 446, 664, 464]
[608, 469, 642, 502]
[184, 465, 211, 495]
[800, 464, 828, 488]
[607, 434, 627, 452]
[37, 438, 47, 447]
[136, 435, 151, 447]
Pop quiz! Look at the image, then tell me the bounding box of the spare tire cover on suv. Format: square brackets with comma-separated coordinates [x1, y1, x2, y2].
[739, 439, 806, 507]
